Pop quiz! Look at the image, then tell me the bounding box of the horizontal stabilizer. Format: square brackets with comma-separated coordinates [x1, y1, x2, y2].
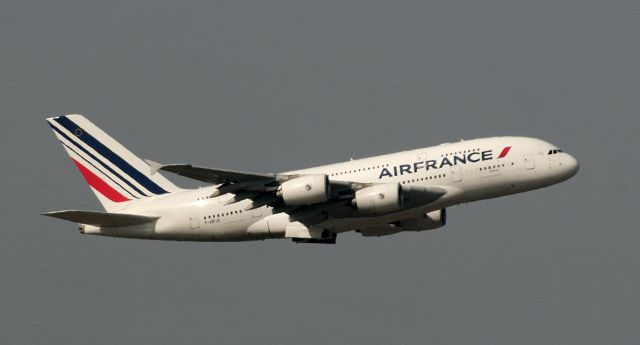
[42, 210, 159, 227]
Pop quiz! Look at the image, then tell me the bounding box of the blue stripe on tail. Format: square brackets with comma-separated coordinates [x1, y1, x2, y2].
[48, 122, 150, 197]
[54, 116, 168, 195]
[60, 141, 139, 199]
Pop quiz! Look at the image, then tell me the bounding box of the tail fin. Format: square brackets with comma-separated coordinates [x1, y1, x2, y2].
[46, 114, 180, 212]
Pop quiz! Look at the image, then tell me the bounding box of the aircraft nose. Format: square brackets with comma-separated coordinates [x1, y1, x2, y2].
[563, 154, 580, 178]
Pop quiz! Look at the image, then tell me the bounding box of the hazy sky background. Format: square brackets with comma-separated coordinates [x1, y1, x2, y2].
[2, 1, 639, 344]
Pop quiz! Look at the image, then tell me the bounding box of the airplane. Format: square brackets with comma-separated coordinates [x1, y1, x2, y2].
[43, 114, 579, 244]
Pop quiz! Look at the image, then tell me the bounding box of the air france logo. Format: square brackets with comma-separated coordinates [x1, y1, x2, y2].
[378, 146, 511, 179]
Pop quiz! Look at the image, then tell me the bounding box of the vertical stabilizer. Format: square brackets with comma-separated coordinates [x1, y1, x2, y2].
[46, 114, 180, 212]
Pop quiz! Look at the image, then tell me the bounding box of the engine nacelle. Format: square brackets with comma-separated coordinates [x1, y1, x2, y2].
[353, 183, 404, 214]
[399, 209, 447, 231]
[277, 174, 330, 206]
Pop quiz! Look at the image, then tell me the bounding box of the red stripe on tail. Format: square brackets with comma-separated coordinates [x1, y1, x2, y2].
[498, 146, 511, 159]
[71, 159, 130, 202]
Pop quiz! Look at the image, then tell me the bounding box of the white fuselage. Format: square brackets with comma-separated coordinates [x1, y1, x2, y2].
[81, 136, 579, 241]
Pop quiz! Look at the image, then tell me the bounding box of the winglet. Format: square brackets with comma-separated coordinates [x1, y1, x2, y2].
[144, 159, 163, 175]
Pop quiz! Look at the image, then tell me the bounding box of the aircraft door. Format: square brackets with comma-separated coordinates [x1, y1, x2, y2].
[188, 213, 200, 229]
[451, 165, 462, 182]
[524, 154, 535, 170]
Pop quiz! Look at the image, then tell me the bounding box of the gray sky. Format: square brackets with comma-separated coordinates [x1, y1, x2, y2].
[2, 1, 639, 344]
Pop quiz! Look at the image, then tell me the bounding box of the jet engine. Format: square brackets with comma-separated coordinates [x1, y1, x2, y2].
[352, 183, 403, 214]
[398, 209, 447, 231]
[276, 174, 330, 206]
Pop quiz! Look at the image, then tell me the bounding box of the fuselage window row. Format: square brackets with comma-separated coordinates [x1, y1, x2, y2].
[204, 210, 244, 220]
[441, 148, 481, 158]
[330, 163, 390, 177]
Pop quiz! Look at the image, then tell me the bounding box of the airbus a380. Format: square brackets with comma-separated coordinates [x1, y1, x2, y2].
[44, 115, 579, 244]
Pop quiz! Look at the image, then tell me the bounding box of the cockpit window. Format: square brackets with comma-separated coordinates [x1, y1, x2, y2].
[548, 149, 563, 155]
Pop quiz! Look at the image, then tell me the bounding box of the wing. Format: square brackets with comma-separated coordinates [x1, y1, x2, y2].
[148, 159, 447, 200]
[146, 160, 449, 237]
[146, 160, 275, 185]
[145, 160, 359, 195]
